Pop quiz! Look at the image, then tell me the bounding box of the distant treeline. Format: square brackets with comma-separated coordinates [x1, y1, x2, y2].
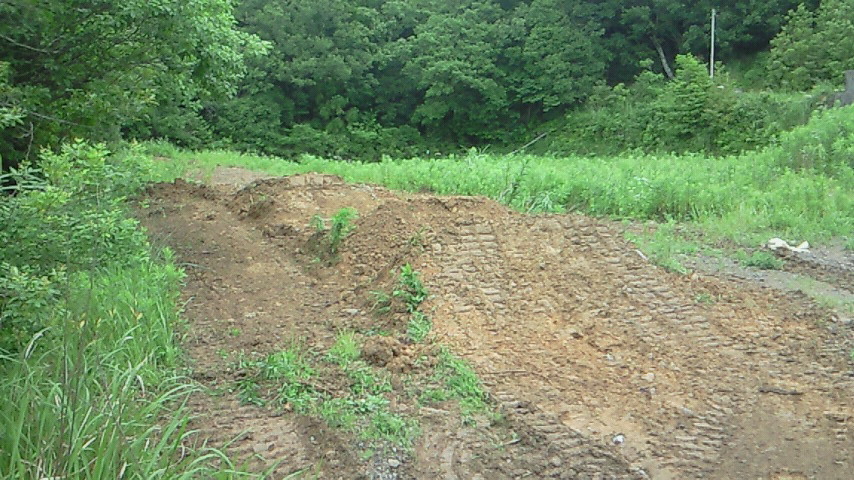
[4, 0, 854, 164]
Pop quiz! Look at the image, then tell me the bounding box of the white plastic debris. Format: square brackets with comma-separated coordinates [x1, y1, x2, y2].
[767, 238, 810, 253]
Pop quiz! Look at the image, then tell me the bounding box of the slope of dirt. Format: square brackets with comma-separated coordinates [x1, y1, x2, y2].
[139, 169, 854, 479]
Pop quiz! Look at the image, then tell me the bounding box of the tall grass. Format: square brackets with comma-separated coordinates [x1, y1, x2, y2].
[0, 142, 255, 479]
[163, 106, 854, 246]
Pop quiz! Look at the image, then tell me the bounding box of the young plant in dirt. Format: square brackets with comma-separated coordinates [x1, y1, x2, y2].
[310, 207, 358, 257]
[416, 347, 495, 426]
[233, 346, 320, 411]
[369, 265, 433, 342]
[393, 264, 428, 312]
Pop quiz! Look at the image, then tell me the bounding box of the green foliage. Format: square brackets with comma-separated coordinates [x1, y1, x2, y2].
[311, 207, 358, 256]
[327, 331, 361, 366]
[431, 348, 489, 416]
[769, 0, 854, 90]
[735, 250, 785, 270]
[407, 311, 433, 343]
[626, 222, 699, 274]
[555, 55, 823, 156]
[236, 347, 319, 411]
[0, 142, 156, 349]
[168, 127, 853, 247]
[0, 0, 265, 163]
[0, 141, 242, 478]
[394, 264, 428, 313]
[770, 105, 854, 174]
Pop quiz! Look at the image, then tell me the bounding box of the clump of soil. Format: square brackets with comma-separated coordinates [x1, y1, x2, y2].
[139, 168, 854, 479]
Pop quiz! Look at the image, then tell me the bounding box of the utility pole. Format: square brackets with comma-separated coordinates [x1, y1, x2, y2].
[710, 8, 716, 78]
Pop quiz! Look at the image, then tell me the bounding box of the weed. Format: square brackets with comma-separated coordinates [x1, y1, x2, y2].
[407, 311, 432, 343]
[327, 331, 360, 366]
[234, 347, 319, 411]
[695, 293, 716, 304]
[626, 222, 698, 274]
[433, 348, 489, 416]
[408, 227, 427, 248]
[394, 264, 428, 312]
[228, 327, 241, 337]
[365, 410, 420, 446]
[236, 377, 265, 407]
[370, 290, 392, 315]
[735, 250, 784, 270]
[845, 237, 854, 251]
[347, 363, 392, 396]
[312, 207, 358, 254]
[418, 387, 450, 405]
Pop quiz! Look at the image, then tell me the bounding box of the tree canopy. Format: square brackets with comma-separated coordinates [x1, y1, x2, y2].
[0, 0, 844, 162]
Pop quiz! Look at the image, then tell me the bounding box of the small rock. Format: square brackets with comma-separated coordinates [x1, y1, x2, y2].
[612, 434, 625, 445]
[549, 456, 563, 467]
[252, 443, 270, 454]
[388, 459, 400, 468]
[642, 373, 656, 382]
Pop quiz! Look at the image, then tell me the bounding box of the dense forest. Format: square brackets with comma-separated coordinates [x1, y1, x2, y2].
[4, 0, 854, 166]
[2, 2, 854, 478]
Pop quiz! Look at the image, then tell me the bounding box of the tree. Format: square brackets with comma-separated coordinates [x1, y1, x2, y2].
[768, 0, 854, 90]
[0, 0, 265, 166]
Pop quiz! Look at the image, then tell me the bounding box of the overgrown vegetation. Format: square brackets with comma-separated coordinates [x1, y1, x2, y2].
[3, 0, 848, 163]
[310, 207, 359, 258]
[159, 103, 854, 249]
[232, 335, 420, 448]
[550, 55, 824, 156]
[393, 265, 432, 343]
[0, 143, 250, 478]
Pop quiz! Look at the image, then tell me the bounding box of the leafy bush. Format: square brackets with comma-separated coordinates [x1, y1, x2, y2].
[552, 55, 822, 156]
[0, 141, 242, 478]
[769, 0, 854, 91]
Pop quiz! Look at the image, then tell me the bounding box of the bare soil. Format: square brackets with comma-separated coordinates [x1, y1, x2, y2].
[138, 168, 854, 479]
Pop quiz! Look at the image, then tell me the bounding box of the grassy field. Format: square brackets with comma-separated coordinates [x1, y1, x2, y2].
[147, 106, 854, 250]
[0, 143, 261, 479]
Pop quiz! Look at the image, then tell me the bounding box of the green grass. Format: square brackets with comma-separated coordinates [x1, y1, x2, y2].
[0, 143, 255, 479]
[233, 338, 420, 449]
[735, 250, 785, 270]
[407, 311, 432, 343]
[625, 221, 700, 274]
[326, 331, 360, 366]
[424, 348, 490, 418]
[149, 104, 854, 248]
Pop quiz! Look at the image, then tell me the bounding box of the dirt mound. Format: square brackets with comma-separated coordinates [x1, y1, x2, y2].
[139, 170, 854, 479]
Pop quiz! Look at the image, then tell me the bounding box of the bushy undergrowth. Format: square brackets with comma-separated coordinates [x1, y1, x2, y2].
[548, 55, 825, 157]
[163, 105, 854, 247]
[0, 142, 246, 478]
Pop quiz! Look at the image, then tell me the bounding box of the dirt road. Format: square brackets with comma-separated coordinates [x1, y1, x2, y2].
[139, 169, 854, 479]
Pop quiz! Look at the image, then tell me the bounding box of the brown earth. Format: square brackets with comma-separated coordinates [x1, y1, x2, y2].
[138, 168, 854, 479]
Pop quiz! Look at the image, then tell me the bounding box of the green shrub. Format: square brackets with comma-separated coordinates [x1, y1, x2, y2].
[552, 55, 822, 156]
[0, 141, 244, 478]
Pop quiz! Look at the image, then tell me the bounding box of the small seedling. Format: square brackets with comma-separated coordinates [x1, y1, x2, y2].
[407, 311, 432, 343]
[310, 207, 358, 256]
[228, 327, 241, 337]
[394, 264, 428, 312]
[694, 293, 716, 304]
[370, 290, 392, 314]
